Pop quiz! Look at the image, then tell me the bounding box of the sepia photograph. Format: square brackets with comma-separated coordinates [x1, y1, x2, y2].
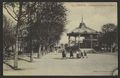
[3, 2, 118, 76]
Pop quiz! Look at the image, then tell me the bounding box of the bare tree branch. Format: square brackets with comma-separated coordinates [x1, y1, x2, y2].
[4, 6, 18, 21]
[12, 7, 18, 18]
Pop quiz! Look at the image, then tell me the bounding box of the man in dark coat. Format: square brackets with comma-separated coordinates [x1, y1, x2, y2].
[62, 49, 66, 58]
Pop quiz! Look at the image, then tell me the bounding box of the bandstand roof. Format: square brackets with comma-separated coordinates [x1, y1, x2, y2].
[67, 18, 98, 36]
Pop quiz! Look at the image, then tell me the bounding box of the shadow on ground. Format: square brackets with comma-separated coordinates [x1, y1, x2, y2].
[3, 61, 23, 70]
[52, 57, 81, 60]
[18, 58, 31, 62]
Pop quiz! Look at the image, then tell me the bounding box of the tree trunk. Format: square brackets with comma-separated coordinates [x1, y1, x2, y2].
[104, 44, 105, 52]
[30, 50, 33, 62]
[37, 45, 41, 58]
[47, 46, 50, 53]
[14, 2, 23, 69]
[44, 46, 47, 55]
[111, 44, 113, 53]
[29, 39, 33, 62]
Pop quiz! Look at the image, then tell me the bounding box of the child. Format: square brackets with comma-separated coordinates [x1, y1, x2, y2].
[76, 51, 80, 59]
[81, 52, 84, 58]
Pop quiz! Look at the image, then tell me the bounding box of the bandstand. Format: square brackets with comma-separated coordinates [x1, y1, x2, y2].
[67, 18, 99, 49]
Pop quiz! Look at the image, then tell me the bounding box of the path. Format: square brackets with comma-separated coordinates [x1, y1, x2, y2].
[3, 52, 118, 76]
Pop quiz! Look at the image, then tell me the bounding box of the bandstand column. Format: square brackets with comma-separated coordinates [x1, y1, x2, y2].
[90, 34, 93, 48]
[68, 36, 71, 47]
[75, 36, 76, 45]
[96, 34, 99, 47]
[78, 34, 81, 48]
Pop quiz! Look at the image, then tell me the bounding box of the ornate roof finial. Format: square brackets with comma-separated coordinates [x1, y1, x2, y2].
[79, 16, 86, 28]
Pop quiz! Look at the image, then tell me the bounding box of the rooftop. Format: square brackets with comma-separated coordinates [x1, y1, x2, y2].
[68, 17, 98, 35]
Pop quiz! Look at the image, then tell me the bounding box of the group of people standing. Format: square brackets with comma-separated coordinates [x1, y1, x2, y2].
[62, 49, 88, 59]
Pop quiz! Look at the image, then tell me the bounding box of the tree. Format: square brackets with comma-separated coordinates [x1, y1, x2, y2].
[3, 2, 67, 63]
[38, 2, 66, 51]
[3, 15, 16, 60]
[25, 2, 67, 58]
[100, 23, 117, 52]
[3, 2, 24, 69]
[102, 23, 116, 33]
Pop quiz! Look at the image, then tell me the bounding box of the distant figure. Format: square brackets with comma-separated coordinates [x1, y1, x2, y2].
[55, 47, 58, 54]
[76, 51, 80, 59]
[70, 50, 74, 58]
[80, 52, 84, 58]
[84, 50, 88, 58]
[62, 49, 66, 58]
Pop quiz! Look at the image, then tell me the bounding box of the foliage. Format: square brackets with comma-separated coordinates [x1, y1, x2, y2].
[24, 2, 67, 52]
[3, 15, 16, 60]
[3, 15, 16, 50]
[99, 23, 117, 52]
[102, 23, 116, 33]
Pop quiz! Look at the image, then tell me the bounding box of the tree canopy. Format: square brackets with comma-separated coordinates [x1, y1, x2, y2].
[24, 2, 67, 49]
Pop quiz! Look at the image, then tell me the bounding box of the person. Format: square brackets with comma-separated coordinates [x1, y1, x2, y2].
[81, 52, 84, 58]
[62, 49, 66, 59]
[76, 50, 80, 59]
[84, 50, 88, 58]
[55, 47, 58, 54]
[70, 50, 74, 58]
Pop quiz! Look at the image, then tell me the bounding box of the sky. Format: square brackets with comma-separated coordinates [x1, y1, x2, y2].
[3, 2, 117, 44]
[59, 2, 117, 44]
